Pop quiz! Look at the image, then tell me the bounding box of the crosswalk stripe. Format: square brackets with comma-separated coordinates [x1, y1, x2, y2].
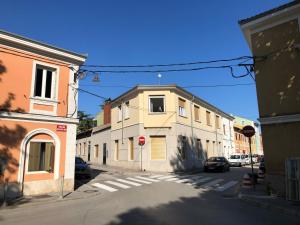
[215, 181, 238, 192]
[157, 175, 176, 180]
[116, 179, 142, 186]
[200, 179, 224, 189]
[176, 177, 200, 183]
[105, 181, 130, 189]
[136, 176, 160, 182]
[92, 183, 118, 192]
[188, 177, 212, 186]
[149, 175, 164, 178]
[127, 177, 152, 184]
[166, 177, 180, 181]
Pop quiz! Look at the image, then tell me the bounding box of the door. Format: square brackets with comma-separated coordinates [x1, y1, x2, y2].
[88, 142, 91, 161]
[103, 143, 107, 165]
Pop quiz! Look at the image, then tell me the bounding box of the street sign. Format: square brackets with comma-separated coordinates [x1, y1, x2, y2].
[57, 124, 67, 132]
[138, 136, 145, 146]
[242, 125, 255, 137]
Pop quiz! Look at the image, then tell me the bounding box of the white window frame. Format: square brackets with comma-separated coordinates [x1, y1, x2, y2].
[29, 61, 60, 115]
[149, 95, 166, 113]
[117, 105, 122, 122]
[124, 101, 130, 119]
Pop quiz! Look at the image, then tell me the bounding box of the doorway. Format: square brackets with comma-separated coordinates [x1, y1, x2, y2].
[103, 143, 107, 165]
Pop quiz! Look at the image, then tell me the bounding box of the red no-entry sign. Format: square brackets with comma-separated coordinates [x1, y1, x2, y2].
[242, 125, 255, 137]
[138, 136, 145, 146]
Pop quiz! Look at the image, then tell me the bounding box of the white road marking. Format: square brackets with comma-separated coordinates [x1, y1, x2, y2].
[176, 177, 201, 183]
[215, 181, 238, 192]
[200, 179, 224, 189]
[136, 176, 160, 182]
[116, 179, 142, 186]
[157, 175, 177, 180]
[149, 175, 164, 178]
[127, 177, 152, 184]
[92, 183, 118, 192]
[105, 181, 130, 189]
[188, 177, 212, 186]
[166, 177, 180, 181]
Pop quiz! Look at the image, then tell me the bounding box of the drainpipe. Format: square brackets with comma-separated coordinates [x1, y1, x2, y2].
[121, 100, 124, 144]
[190, 96, 195, 162]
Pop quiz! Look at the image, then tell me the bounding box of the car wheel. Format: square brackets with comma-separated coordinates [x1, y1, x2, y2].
[239, 163, 242, 167]
[227, 166, 230, 172]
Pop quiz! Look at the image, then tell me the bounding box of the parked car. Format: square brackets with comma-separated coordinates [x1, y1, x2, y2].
[228, 154, 246, 167]
[75, 157, 91, 179]
[252, 154, 259, 163]
[244, 154, 251, 165]
[259, 157, 266, 173]
[204, 157, 230, 172]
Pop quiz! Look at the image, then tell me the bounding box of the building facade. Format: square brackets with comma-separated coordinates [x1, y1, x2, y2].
[239, 1, 300, 195]
[0, 30, 86, 197]
[108, 85, 235, 172]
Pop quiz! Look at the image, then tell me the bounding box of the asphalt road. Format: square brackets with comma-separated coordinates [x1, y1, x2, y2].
[1, 167, 299, 225]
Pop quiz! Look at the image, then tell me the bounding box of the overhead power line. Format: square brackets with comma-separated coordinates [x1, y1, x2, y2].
[81, 56, 253, 68]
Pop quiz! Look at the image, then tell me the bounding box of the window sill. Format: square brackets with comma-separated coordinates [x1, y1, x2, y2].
[148, 112, 167, 115]
[125, 117, 130, 120]
[26, 171, 52, 174]
[179, 115, 187, 118]
[30, 96, 59, 103]
[195, 120, 201, 123]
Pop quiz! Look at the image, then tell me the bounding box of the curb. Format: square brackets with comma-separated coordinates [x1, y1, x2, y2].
[238, 194, 300, 217]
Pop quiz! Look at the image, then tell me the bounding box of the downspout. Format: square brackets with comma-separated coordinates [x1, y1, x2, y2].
[190, 96, 195, 164]
[121, 100, 124, 144]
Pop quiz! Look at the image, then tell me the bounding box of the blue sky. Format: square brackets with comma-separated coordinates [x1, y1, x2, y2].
[0, 0, 291, 121]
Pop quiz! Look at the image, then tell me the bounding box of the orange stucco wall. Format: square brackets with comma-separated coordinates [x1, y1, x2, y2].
[0, 119, 67, 183]
[33, 103, 54, 112]
[0, 46, 70, 116]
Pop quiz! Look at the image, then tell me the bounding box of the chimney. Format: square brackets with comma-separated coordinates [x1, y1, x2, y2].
[103, 99, 111, 125]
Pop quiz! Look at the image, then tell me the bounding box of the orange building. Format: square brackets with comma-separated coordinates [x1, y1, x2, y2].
[0, 30, 86, 197]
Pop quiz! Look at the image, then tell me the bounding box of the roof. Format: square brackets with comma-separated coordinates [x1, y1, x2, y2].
[0, 29, 87, 64]
[239, 0, 300, 25]
[111, 84, 234, 120]
[92, 123, 111, 134]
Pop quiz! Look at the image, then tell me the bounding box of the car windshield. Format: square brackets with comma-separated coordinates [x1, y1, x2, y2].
[207, 157, 224, 162]
[75, 157, 85, 164]
[230, 155, 240, 159]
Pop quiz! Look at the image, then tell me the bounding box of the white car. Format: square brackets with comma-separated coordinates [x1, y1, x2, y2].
[244, 154, 251, 165]
[228, 154, 246, 167]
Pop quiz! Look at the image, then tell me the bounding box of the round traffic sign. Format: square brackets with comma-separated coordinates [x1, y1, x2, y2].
[242, 125, 255, 137]
[138, 136, 145, 146]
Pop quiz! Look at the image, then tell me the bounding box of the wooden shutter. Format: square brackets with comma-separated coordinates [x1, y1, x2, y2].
[194, 106, 200, 121]
[151, 136, 166, 160]
[129, 138, 134, 160]
[179, 98, 185, 107]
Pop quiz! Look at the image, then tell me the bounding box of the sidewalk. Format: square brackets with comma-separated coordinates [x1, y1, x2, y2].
[238, 182, 300, 217]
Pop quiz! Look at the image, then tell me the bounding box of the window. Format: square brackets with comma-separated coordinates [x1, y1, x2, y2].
[223, 124, 226, 135]
[118, 105, 122, 122]
[178, 98, 186, 117]
[128, 137, 134, 160]
[215, 115, 220, 129]
[115, 140, 119, 160]
[79, 143, 81, 155]
[206, 140, 210, 155]
[124, 101, 130, 119]
[178, 136, 187, 159]
[34, 66, 56, 99]
[28, 142, 54, 172]
[194, 105, 200, 121]
[94, 145, 99, 158]
[149, 96, 165, 113]
[196, 139, 202, 159]
[206, 111, 211, 125]
[83, 143, 86, 155]
[151, 136, 166, 160]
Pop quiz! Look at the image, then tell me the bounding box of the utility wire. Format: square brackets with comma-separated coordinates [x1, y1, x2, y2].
[81, 56, 253, 68]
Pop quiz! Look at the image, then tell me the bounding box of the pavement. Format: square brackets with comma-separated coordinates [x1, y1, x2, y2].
[1, 165, 300, 225]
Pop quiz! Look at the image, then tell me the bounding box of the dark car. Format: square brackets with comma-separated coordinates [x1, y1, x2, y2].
[204, 157, 230, 172]
[75, 157, 91, 179]
[259, 157, 266, 173]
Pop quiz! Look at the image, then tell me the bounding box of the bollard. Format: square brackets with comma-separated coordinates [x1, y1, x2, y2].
[59, 175, 64, 199]
[2, 179, 8, 207]
[242, 173, 252, 188]
[257, 169, 265, 183]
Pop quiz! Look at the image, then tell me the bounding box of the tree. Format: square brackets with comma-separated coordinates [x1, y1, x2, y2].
[77, 111, 94, 133]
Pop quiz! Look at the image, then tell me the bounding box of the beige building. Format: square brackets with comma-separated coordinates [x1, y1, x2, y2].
[239, 1, 300, 196]
[109, 85, 234, 172]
